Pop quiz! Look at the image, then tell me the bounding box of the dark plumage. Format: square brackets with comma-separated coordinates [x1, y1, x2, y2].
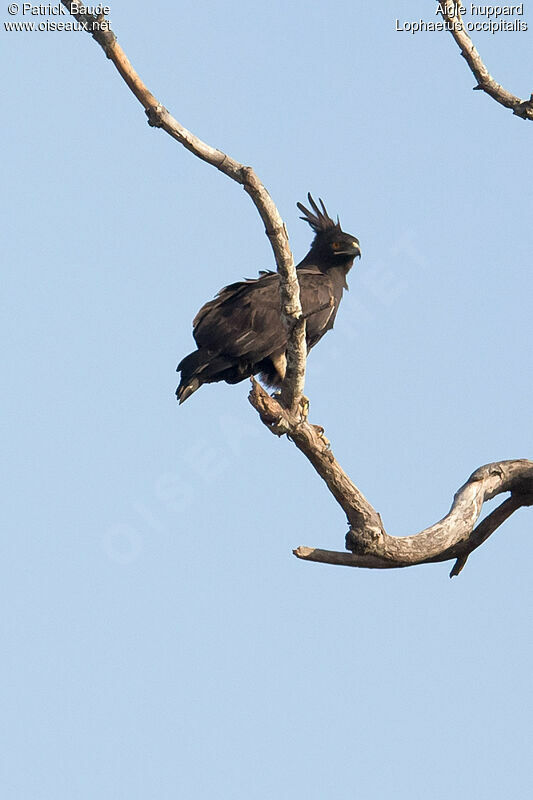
[176, 194, 361, 403]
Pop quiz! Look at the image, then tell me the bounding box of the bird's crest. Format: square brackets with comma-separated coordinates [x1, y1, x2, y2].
[297, 193, 340, 234]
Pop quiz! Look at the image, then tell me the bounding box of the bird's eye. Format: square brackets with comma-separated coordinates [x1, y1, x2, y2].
[331, 242, 342, 250]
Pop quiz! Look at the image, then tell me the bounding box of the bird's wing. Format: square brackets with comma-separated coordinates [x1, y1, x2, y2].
[298, 269, 338, 349]
[193, 268, 337, 358]
[193, 271, 286, 359]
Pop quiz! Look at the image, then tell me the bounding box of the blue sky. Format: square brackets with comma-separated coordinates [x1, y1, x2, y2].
[2, 2, 532, 798]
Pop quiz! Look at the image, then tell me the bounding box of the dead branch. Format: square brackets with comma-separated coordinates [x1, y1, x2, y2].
[438, 1, 533, 120]
[250, 381, 533, 576]
[58, 1, 306, 412]
[62, 3, 532, 575]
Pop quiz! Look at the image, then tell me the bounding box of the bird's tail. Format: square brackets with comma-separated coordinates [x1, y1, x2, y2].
[176, 350, 207, 404]
[176, 349, 241, 404]
[176, 376, 201, 404]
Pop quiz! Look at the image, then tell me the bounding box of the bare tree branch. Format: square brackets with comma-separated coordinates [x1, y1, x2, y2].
[249, 381, 384, 535]
[438, 1, 533, 120]
[61, 3, 532, 575]
[250, 381, 533, 576]
[59, 1, 306, 410]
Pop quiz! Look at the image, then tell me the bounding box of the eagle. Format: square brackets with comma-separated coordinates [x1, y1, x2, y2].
[176, 194, 361, 403]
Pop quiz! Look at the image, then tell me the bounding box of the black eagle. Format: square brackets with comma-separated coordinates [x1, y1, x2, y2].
[176, 194, 361, 403]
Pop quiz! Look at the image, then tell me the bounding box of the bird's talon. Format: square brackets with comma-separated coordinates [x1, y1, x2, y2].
[312, 424, 330, 447]
[299, 395, 310, 419]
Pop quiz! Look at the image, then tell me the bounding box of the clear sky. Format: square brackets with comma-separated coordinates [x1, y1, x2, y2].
[2, 2, 532, 798]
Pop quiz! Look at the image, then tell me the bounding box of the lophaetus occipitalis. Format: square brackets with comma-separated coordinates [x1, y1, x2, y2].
[177, 194, 361, 403]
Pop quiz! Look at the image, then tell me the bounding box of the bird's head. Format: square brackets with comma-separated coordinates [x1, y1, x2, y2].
[297, 194, 361, 269]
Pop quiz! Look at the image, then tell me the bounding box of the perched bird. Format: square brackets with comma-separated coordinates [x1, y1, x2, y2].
[176, 194, 361, 403]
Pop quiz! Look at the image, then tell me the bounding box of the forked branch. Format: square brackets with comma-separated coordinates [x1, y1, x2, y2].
[250, 382, 533, 577]
[438, 1, 533, 120]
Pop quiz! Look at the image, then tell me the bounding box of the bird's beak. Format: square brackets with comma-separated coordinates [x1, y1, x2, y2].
[339, 242, 361, 258]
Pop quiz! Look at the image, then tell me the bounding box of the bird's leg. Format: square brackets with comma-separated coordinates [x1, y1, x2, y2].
[270, 352, 287, 384]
